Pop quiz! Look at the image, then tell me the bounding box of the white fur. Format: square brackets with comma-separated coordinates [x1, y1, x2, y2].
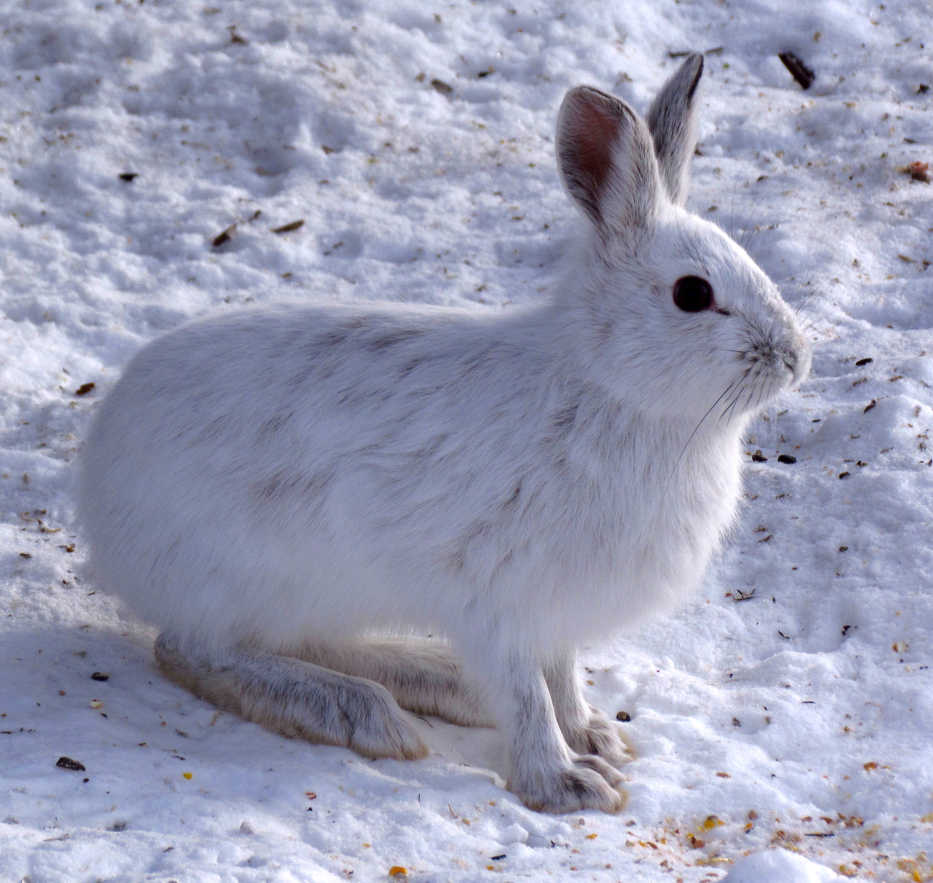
[78, 54, 810, 813]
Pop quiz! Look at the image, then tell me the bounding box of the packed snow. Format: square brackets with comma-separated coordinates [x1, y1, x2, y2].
[1, 1, 931, 881]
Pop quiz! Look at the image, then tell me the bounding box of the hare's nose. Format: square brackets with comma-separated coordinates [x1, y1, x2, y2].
[779, 338, 811, 386]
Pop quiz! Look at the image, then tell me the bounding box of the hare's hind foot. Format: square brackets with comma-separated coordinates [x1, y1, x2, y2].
[293, 638, 493, 728]
[154, 632, 427, 760]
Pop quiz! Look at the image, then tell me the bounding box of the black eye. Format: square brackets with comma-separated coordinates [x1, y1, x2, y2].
[672, 275, 714, 312]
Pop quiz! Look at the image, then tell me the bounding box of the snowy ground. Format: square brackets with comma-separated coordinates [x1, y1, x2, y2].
[1, 1, 931, 881]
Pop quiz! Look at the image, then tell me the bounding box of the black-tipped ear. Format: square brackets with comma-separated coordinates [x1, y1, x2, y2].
[646, 52, 704, 206]
[556, 86, 661, 233]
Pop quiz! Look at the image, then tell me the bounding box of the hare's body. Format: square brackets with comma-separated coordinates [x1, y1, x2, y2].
[83, 299, 741, 653]
[79, 54, 810, 813]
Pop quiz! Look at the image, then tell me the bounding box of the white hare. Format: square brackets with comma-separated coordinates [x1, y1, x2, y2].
[79, 53, 810, 813]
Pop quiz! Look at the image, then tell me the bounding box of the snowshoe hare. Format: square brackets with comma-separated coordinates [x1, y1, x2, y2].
[79, 53, 810, 813]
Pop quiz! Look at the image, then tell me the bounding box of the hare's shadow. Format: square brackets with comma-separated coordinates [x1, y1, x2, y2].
[0, 623, 508, 800]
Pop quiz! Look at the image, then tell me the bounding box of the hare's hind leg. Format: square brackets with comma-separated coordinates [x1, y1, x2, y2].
[544, 650, 634, 769]
[294, 639, 493, 728]
[154, 632, 427, 760]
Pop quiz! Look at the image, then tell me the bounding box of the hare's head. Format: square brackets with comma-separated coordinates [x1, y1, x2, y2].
[557, 54, 810, 428]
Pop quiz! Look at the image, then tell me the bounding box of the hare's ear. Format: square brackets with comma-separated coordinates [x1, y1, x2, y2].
[556, 86, 661, 234]
[646, 52, 704, 206]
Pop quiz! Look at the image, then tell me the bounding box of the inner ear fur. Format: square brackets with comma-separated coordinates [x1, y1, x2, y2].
[556, 85, 661, 234]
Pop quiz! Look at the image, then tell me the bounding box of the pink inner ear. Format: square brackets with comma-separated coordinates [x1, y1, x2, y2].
[572, 94, 620, 193]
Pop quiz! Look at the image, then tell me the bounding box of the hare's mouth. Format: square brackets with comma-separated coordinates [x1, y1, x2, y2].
[713, 350, 795, 423]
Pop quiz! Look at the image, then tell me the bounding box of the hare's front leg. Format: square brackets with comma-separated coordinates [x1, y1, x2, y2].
[463, 642, 626, 813]
[154, 632, 427, 760]
[545, 650, 633, 769]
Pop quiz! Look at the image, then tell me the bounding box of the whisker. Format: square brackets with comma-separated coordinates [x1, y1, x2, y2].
[796, 313, 820, 341]
[754, 382, 768, 412]
[718, 366, 753, 423]
[666, 378, 740, 488]
[720, 393, 741, 424]
[719, 371, 753, 424]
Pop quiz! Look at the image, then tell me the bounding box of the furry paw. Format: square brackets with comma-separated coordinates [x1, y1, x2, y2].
[511, 757, 627, 814]
[281, 679, 429, 761]
[563, 707, 634, 769]
[342, 688, 430, 760]
[573, 751, 625, 788]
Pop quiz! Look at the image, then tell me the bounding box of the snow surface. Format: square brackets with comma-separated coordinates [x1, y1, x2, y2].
[1, 1, 931, 880]
[722, 846, 844, 882]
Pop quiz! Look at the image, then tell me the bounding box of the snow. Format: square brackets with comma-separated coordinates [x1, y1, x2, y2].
[1, 0, 931, 880]
[722, 847, 844, 882]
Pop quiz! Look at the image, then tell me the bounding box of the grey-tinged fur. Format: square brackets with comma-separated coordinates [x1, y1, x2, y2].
[154, 632, 428, 760]
[646, 53, 704, 205]
[293, 638, 493, 727]
[545, 651, 634, 766]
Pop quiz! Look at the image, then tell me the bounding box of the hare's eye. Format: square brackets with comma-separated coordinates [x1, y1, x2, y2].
[672, 276, 714, 312]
